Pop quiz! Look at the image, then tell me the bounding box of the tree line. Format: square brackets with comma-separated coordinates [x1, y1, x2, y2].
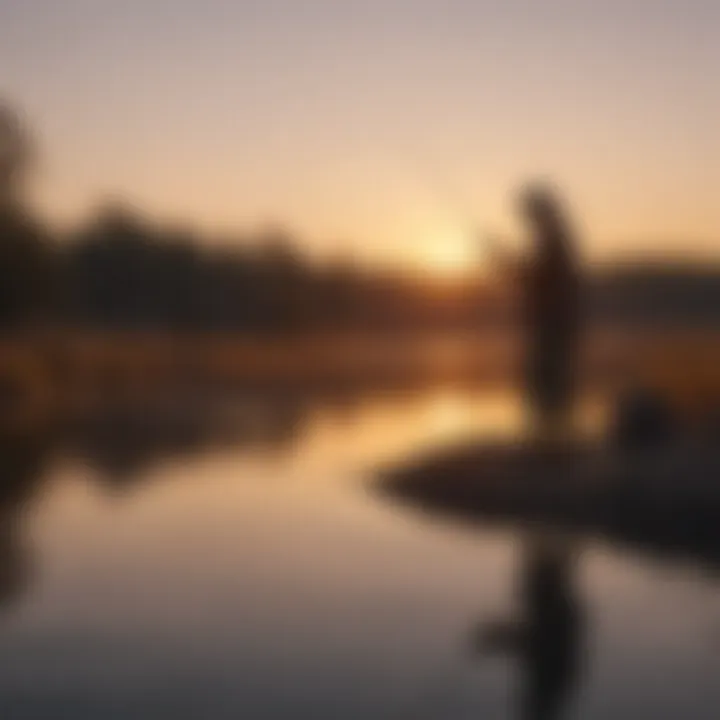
[1, 198, 500, 336]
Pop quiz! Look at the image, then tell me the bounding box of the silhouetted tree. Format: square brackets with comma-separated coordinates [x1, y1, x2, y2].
[0, 102, 54, 332]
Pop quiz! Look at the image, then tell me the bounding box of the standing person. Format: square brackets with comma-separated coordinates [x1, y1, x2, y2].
[484, 184, 582, 442]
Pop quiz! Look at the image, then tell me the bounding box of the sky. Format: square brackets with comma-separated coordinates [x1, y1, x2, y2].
[1, 0, 718, 271]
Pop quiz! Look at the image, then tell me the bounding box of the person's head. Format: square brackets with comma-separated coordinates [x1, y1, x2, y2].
[517, 182, 568, 240]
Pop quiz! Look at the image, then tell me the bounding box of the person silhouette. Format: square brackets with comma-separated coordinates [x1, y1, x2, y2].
[474, 532, 583, 720]
[484, 185, 581, 443]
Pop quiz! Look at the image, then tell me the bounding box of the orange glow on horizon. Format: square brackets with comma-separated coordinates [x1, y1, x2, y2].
[412, 229, 480, 280]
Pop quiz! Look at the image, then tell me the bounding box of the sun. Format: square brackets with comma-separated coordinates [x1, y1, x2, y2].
[419, 231, 477, 278]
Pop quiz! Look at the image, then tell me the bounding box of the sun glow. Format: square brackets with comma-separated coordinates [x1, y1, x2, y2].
[417, 230, 478, 278]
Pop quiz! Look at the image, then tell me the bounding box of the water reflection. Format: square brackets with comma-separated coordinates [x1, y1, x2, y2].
[2, 388, 720, 718]
[62, 394, 308, 484]
[0, 431, 51, 610]
[0, 392, 314, 614]
[380, 435, 720, 718]
[0, 386, 507, 611]
[476, 532, 583, 720]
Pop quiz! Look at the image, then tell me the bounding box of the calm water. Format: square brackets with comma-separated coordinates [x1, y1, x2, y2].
[1, 388, 719, 719]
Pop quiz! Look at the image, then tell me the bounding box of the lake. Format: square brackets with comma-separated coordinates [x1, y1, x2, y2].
[0, 387, 719, 719]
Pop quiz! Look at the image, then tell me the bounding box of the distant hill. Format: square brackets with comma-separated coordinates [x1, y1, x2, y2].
[588, 262, 720, 328]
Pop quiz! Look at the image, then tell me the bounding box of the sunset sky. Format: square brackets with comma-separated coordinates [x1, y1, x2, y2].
[2, 0, 717, 271]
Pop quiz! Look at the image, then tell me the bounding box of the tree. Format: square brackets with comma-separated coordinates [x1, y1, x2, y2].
[0, 102, 53, 332]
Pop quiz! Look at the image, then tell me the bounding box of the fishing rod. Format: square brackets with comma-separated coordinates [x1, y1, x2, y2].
[387, 142, 517, 273]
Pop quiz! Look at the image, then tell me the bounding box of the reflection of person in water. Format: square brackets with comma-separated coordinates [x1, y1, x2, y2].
[485, 185, 581, 442]
[475, 534, 583, 720]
